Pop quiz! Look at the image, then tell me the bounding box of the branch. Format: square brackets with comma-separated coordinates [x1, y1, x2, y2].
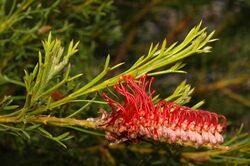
[195, 75, 248, 93]
[29, 116, 96, 128]
[0, 115, 96, 129]
[222, 88, 250, 107]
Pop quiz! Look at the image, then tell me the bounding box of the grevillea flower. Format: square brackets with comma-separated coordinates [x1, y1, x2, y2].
[99, 75, 226, 147]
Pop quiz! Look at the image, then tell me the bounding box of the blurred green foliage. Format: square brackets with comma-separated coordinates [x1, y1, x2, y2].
[0, 0, 249, 165]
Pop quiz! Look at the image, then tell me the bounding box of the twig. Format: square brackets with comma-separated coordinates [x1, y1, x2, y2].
[166, 16, 192, 44]
[29, 116, 97, 128]
[113, 0, 161, 66]
[113, 28, 138, 65]
[181, 146, 232, 162]
[0, 115, 97, 129]
[222, 88, 250, 107]
[195, 75, 249, 93]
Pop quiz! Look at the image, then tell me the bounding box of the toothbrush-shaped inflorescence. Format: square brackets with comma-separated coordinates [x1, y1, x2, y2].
[99, 75, 226, 147]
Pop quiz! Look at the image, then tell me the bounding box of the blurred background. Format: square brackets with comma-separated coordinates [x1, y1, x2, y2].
[0, 0, 249, 165]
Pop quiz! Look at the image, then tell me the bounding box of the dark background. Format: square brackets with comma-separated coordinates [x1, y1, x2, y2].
[0, 0, 249, 165]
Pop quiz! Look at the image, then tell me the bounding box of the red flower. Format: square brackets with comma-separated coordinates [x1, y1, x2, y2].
[100, 75, 226, 146]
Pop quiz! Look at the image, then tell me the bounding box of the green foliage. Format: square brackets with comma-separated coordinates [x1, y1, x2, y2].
[0, 0, 249, 165]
